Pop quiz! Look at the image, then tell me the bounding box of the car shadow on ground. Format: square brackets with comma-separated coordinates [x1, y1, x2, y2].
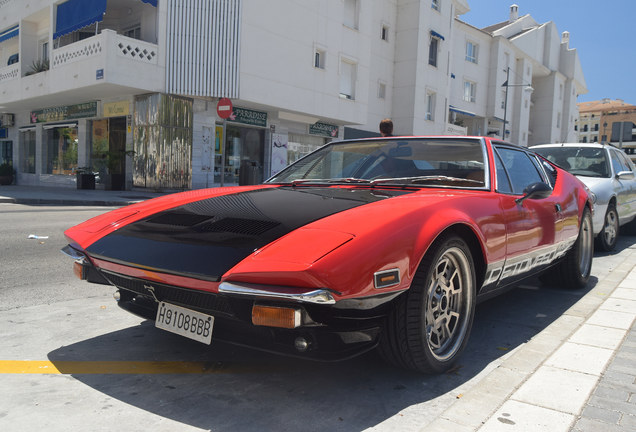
[46, 270, 599, 432]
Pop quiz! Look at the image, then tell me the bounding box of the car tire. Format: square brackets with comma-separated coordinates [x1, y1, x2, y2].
[596, 204, 619, 251]
[552, 207, 593, 289]
[379, 234, 476, 373]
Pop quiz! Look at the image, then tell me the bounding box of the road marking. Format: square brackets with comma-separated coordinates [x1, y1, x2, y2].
[0, 360, 271, 374]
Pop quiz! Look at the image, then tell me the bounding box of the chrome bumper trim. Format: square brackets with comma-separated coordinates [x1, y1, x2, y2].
[218, 282, 336, 305]
[60, 245, 85, 260]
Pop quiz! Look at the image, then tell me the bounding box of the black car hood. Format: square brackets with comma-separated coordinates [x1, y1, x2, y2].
[86, 187, 410, 281]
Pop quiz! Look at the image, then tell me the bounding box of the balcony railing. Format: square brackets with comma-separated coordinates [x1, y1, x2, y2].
[51, 29, 157, 69]
[0, 63, 19, 85]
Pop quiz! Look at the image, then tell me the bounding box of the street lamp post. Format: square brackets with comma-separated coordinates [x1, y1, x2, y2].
[501, 67, 533, 140]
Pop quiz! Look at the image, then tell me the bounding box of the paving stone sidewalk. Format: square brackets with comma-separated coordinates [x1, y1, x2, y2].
[571, 320, 636, 431]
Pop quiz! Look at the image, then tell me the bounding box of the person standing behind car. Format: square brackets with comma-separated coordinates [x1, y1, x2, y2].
[379, 118, 393, 137]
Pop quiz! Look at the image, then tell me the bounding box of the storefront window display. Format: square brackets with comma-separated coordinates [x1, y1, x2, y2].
[45, 126, 78, 175]
[91, 119, 110, 183]
[287, 133, 327, 165]
[19, 130, 36, 173]
[214, 125, 264, 185]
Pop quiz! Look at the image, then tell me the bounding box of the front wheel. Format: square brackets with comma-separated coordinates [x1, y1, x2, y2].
[596, 205, 618, 251]
[379, 234, 476, 373]
[553, 207, 593, 289]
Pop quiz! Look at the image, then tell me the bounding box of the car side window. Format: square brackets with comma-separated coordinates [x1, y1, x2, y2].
[615, 150, 635, 173]
[495, 147, 544, 195]
[493, 150, 512, 194]
[610, 149, 628, 175]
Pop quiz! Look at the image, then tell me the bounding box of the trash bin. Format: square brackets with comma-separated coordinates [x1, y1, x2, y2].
[239, 160, 263, 185]
[76, 173, 96, 190]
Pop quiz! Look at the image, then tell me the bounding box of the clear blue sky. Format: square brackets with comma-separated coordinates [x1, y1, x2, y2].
[462, 1, 635, 104]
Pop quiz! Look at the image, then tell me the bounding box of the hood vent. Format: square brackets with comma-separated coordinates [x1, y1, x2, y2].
[146, 212, 212, 227]
[195, 217, 280, 236]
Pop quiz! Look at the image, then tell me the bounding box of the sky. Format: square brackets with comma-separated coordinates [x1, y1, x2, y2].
[461, 0, 635, 104]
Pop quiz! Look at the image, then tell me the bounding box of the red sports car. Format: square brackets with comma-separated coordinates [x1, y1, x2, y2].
[62, 136, 594, 373]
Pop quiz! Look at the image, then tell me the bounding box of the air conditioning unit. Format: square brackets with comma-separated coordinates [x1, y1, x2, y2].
[0, 114, 14, 127]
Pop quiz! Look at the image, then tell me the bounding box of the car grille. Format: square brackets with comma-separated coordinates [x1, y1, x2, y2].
[101, 270, 234, 316]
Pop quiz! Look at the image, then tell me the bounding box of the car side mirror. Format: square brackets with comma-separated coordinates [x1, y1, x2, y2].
[616, 170, 635, 180]
[515, 182, 552, 204]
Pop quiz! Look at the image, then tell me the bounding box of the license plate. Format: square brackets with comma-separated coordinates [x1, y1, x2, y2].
[155, 302, 214, 345]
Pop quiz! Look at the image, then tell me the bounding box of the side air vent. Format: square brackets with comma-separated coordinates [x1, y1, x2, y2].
[195, 217, 280, 236]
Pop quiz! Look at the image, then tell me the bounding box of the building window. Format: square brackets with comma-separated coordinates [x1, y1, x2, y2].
[381, 25, 389, 41]
[314, 48, 325, 69]
[343, 0, 359, 30]
[463, 80, 476, 103]
[431, 0, 441, 11]
[339, 58, 357, 100]
[123, 25, 141, 40]
[465, 41, 478, 63]
[45, 126, 78, 175]
[39, 39, 49, 63]
[378, 81, 386, 99]
[426, 92, 436, 121]
[556, 112, 561, 128]
[20, 130, 36, 174]
[428, 36, 439, 67]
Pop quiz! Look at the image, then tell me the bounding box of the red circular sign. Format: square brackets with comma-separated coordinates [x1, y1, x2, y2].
[217, 98, 233, 119]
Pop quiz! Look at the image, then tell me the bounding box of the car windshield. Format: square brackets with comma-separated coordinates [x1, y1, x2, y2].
[267, 138, 487, 187]
[533, 147, 610, 178]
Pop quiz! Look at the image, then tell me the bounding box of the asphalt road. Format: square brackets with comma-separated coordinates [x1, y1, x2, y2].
[0, 203, 117, 310]
[1, 202, 634, 431]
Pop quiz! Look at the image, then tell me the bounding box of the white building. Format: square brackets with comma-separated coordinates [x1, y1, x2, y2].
[0, 0, 587, 190]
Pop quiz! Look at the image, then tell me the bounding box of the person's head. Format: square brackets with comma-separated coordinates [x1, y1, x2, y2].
[379, 118, 393, 136]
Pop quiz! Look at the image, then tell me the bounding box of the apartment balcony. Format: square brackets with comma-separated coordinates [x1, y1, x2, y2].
[0, 29, 163, 111]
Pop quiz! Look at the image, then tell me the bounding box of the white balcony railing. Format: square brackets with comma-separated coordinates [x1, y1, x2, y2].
[51, 30, 157, 69]
[0, 64, 19, 84]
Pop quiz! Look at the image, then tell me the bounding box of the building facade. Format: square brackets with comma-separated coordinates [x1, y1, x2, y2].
[0, 0, 587, 190]
[576, 99, 636, 160]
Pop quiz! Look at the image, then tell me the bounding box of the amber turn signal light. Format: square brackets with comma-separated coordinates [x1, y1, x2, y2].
[252, 305, 301, 329]
[73, 261, 86, 280]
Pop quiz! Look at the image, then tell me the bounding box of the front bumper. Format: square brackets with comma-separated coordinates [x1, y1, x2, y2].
[64, 247, 395, 361]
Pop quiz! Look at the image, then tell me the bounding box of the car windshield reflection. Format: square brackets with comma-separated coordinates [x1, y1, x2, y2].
[267, 138, 487, 188]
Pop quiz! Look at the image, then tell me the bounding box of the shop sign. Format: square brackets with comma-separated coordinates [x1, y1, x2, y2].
[104, 101, 130, 117]
[309, 122, 339, 138]
[230, 107, 267, 127]
[30, 101, 97, 123]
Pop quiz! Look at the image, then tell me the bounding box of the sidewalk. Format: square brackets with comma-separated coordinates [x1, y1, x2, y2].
[0, 184, 168, 206]
[1, 183, 635, 431]
[424, 241, 636, 432]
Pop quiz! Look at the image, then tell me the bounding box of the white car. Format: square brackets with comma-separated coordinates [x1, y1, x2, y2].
[531, 142, 636, 251]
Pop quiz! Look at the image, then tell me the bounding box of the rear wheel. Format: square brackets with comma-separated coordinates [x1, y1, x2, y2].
[596, 205, 618, 251]
[380, 235, 476, 373]
[552, 207, 593, 289]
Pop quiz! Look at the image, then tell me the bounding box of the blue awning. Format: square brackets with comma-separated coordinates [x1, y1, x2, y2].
[141, 0, 158, 6]
[0, 25, 19, 43]
[54, 0, 107, 39]
[430, 30, 445, 40]
[449, 105, 475, 117]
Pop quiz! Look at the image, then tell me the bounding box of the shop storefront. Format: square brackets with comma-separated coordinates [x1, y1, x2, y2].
[214, 106, 268, 185]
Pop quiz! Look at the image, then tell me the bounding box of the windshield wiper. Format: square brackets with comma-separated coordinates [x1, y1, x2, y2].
[371, 175, 483, 186]
[285, 177, 372, 186]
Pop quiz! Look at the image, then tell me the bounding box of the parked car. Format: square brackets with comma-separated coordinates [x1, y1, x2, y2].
[62, 137, 593, 373]
[531, 142, 636, 251]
